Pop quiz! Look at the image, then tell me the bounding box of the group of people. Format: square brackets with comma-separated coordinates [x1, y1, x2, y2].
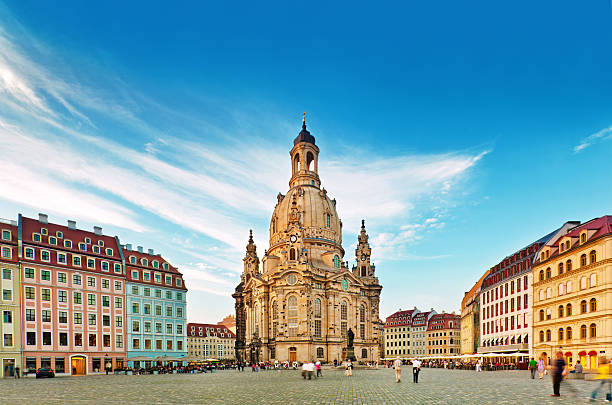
[393, 357, 421, 384]
[300, 361, 323, 379]
[526, 351, 611, 400]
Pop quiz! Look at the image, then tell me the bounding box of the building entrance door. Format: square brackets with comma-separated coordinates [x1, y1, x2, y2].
[3, 359, 15, 377]
[71, 356, 86, 375]
[289, 348, 297, 363]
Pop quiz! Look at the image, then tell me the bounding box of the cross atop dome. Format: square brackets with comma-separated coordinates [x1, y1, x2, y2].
[294, 112, 316, 145]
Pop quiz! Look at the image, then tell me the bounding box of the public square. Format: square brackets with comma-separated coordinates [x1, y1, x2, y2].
[0, 367, 604, 404]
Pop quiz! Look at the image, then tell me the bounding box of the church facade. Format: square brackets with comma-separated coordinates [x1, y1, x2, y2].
[233, 118, 383, 364]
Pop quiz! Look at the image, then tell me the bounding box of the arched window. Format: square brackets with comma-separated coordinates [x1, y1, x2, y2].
[580, 324, 587, 339]
[558, 305, 564, 318]
[546, 329, 551, 341]
[590, 323, 596, 338]
[272, 300, 278, 319]
[539, 310, 545, 321]
[539, 330, 545, 342]
[566, 327, 572, 340]
[589, 250, 596, 264]
[590, 273, 596, 288]
[580, 300, 587, 314]
[272, 218, 277, 233]
[340, 301, 347, 320]
[333, 255, 340, 268]
[361, 266, 366, 277]
[589, 298, 596, 312]
[287, 296, 298, 337]
[566, 303, 572, 316]
[539, 270, 544, 281]
[306, 151, 314, 171]
[359, 304, 365, 323]
[580, 276, 587, 290]
[558, 328, 564, 341]
[566, 260, 572, 272]
[581, 233, 586, 243]
[314, 298, 321, 318]
[580, 254, 587, 267]
[325, 213, 331, 228]
[289, 248, 296, 261]
[558, 283, 563, 296]
[545, 268, 551, 279]
[293, 153, 300, 173]
[546, 308, 551, 320]
[558, 262, 564, 275]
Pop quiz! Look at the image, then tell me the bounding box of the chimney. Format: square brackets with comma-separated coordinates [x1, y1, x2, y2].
[126, 244, 132, 250]
[67, 220, 76, 230]
[38, 213, 48, 224]
[137, 246, 143, 253]
[93, 226, 102, 236]
[148, 249, 154, 255]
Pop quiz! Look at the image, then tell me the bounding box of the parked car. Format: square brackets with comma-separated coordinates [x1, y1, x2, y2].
[35, 368, 55, 378]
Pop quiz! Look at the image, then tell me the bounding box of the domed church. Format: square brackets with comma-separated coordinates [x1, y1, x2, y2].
[233, 116, 383, 364]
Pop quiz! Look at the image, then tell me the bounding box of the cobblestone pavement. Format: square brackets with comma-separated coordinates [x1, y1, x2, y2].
[0, 367, 605, 404]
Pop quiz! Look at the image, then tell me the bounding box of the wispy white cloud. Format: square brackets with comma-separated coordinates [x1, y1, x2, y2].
[573, 125, 612, 153]
[0, 7, 488, 320]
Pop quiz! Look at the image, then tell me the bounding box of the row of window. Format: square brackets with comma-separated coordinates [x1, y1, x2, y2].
[24, 330, 122, 348]
[482, 313, 528, 335]
[131, 320, 184, 335]
[24, 247, 121, 273]
[130, 302, 183, 318]
[128, 256, 170, 270]
[24, 269, 123, 292]
[538, 324, 597, 342]
[31, 232, 113, 256]
[538, 298, 597, 321]
[538, 251, 597, 281]
[23, 287, 123, 306]
[22, 308, 123, 327]
[130, 270, 183, 287]
[132, 338, 183, 351]
[538, 273, 597, 300]
[483, 294, 529, 320]
[482, 275, 529, 305]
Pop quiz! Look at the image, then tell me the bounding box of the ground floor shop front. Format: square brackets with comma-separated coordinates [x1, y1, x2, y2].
[22, 352, 125, 375]
[1, 352, 21, 377]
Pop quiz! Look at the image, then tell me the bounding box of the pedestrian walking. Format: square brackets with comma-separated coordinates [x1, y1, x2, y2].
[393, 357, 402, 383]
[550, 351, 567, 397]
[529, 358, 537, 379]
[590, 357, 611, 402]
[476, 359, 482, 372]
[315, 360, 322, 377]
[412, 358, 421, 383]
[15, 366, 20, 379]
[345, 360, 353, 377]
[537, 357, 545, 379]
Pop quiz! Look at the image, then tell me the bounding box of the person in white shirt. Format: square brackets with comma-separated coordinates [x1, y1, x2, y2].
[412, 359, 422, 383]
[301, 362, 309, 379]
[393, 357, 402, 383]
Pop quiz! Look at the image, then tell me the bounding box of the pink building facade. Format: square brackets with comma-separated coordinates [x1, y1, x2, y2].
[19, 214, 126, 375]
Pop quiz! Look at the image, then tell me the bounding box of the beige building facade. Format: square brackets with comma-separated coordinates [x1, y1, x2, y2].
[187, 323, 235, 361]
[233, 118, 382, 364]
[1, 220, 21, 377]
[460, 271, 488, 354]
[532, 216, 612, 369]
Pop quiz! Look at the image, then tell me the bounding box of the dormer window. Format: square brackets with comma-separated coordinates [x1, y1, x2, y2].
[33, 233, 41, 242]
[580, 232, 587, 244]
[85, 237, 91, 244]
[93, 245, 100, 254]
[129, 256, 136, 264]
[41, 228, 47, 235]
[163, 263, 169, 270]
[48, 236, 57, 245]
[105, 248, 113, 256]
[56, 231, 63, 238]
[1, 230, 11, 241]
[64, 240, 72, 248]
[98, 240, 104, 247]
[152, 260, 159, 268]
[141, 258, 148, 266]
[79, 242, 86, 251]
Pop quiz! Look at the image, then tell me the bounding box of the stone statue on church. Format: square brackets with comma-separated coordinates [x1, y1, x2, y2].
[347, 328, 354, 348]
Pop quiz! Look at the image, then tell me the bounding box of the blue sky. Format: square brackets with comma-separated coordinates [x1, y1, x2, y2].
[1, 1, 611, 322]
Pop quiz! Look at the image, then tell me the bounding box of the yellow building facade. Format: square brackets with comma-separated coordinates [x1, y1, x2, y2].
[532, 216, 612, 369]
[460, 271, 489, 354]
[233, 118, 383, 364]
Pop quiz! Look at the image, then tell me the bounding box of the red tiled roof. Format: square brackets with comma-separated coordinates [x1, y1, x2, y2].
[123, 248, 186, 291]
[461, 270, 490, 310]
[187, 323, 236, 338]
[427, 313, 460, 331]
[0, 221, 18, 264]
[384, 309, 416, 327]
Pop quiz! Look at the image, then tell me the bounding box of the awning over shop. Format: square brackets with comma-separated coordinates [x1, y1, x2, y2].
[578, 351, 587, 356]
[564, 352, 572, 357]
[588, 351, 598, 356]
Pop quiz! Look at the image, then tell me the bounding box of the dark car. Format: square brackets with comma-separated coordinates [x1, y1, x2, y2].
[35, 368, 55, 378]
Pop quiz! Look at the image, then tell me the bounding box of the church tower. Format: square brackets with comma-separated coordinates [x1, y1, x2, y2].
[242, 230, 260, 281]
[354, 220, 375, 277]
[289, 113, 321, 189]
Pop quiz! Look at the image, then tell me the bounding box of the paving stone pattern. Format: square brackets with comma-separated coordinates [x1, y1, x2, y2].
[0, 367, 605, 404]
